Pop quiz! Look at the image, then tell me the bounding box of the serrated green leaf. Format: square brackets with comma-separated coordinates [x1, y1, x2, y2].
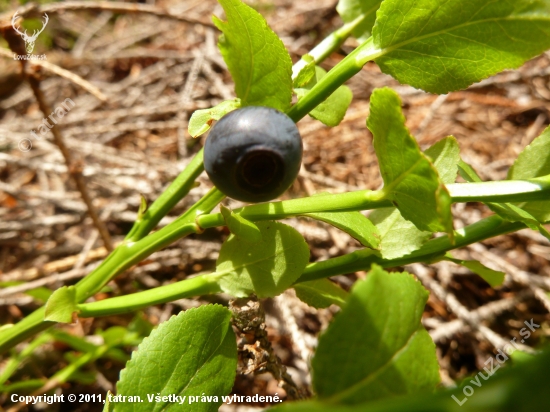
[216, 221, 309, 298]
[424, 136, 460, 185]
[311, 265, 439, 404]
[303, 211, 380, 249]
[221, 204, 262, 242]
[372, 0, 550, 94]
[370, 208, 431, 259]
[336, 0, 383, 40]
[508, 125, 550, 223]
[188, 99, 241, 138]
[445, 254, 505, 287]
[294, 279, 348, 308]
[295, 66, 352, 127]
[271, 346, 550, 412]
[213, 0, 292, 111]
[44, 286, 78, 323]
[367, 87, 453, 235]
[293, 54, 316, 88]
[116, 305, 236, 412]
[509, 126, 550, 180]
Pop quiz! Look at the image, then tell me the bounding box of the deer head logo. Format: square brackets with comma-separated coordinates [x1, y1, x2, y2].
[11, 12, 49, 54]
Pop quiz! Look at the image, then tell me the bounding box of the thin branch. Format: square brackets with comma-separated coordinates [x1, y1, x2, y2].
[0, 262, 101, 298]
[426, 289, 533, 342]
[0, 1, 215, 29]
[72, 11, 113, 58]
[27, 74, 114, 252]
[31, 60, 108, 102]
[469, 243, 550, 312]
[0, 48, 107, 101]
[409, 263, 534, 353]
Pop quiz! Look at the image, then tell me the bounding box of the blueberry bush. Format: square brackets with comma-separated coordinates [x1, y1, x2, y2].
[2, 0, 550, 411]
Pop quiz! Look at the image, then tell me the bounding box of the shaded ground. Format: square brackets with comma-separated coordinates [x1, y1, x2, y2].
[1, 0, 550, 410]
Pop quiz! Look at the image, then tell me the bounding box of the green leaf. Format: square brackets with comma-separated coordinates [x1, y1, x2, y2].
[508, 125, 550, 223]
[216, 221, 309, 298]
[424, 136, 460, 185]
[458, 159, 482, 183]
[214, 0, 293, 111]
[221, 204, 262, 242]
[303, 211, 380, 249]
[271, 346, 550, 412]
[44, 286, 78, 323]
[294, 279, 348, 308]
[188, 99, 241, 138]
[486, 203, 550, 239]
[372, 0, 550, 94]
[445, 254, 505, 287]
[367, 87, 453, 235]
[336, 0, 383, 40]
[509, 126, 550, 180]
[460, 261, 506, 288]
[116, 305, 237, 412]
[293, 54, 316, 88]
[370, 208, 431, 259]
[311, 265, 439, 404]
[295, 66, 353, 127]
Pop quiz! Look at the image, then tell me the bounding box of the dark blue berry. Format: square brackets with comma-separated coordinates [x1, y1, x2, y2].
[204, 106, 303, 202]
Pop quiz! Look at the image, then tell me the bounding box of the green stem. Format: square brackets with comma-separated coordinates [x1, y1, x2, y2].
[125, 149, 205, 242]
[0, 333, 51, 385]
[287, 37, 382, 122]
[58, 186, 549, 318]
[197, 177, 550, 229]
[1, 176, 548, 354]
[75, 187, 225, 302]
[298, 215, 523, 282]
[74, 215, 524, 319]
[78, 273, 222, 317]
[0, 309, 53, 358]
[0, 188, 225, 356]
[198, 189, 389, 228]
[291, 13, 368, 79]
[448, 176, 550, 203]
